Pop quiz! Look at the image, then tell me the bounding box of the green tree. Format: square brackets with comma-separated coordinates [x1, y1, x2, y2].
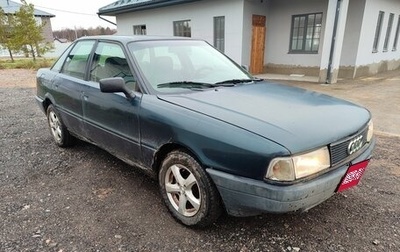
[12, 0, 50, 61]
[0, 8, 17, 61]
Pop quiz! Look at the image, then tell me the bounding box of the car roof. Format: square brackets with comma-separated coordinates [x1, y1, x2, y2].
[76, 35, 195, 44]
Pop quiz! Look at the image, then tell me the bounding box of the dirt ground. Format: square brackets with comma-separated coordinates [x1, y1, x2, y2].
[0, 69, 399, 251]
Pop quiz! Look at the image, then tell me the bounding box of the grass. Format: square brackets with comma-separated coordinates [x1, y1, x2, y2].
[0, 58, 55, 70]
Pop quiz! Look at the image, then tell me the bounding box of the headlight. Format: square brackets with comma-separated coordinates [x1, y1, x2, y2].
[266, 147, 330, 182]
[367, 120, 373, 142]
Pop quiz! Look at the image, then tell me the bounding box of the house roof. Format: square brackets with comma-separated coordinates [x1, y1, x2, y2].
[0, 0, 55, 17]
[98, 0, 201, 16]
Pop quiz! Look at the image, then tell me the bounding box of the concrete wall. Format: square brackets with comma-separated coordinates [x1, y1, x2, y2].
[112, 0, 400, 79]
[264, 0, 400, 79]
[340, 0, 365, 67]
[41, 17, 54, 43]
[115, 0, 245, 64]
[34, 16, 53, 43]
[265, 0, 329, 73]
[338, 0, 366, 78]
[351, 0, 400, 77]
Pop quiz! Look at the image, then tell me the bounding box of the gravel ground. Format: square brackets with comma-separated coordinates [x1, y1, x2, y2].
[0, 69, 399, 252]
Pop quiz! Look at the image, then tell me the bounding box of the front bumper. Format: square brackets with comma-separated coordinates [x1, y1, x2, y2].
[207, 138, 375, 217]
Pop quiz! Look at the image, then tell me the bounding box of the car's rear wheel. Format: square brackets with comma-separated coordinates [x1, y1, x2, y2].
[46, 105, 74, 147]
[159, 150, 222, 227]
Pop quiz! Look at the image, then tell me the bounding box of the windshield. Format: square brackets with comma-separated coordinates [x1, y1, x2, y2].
[128, 40, 252, 93]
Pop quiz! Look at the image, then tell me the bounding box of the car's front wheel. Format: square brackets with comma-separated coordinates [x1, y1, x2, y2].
[159, 150, 222, 227]
[46, 105, 74, 147]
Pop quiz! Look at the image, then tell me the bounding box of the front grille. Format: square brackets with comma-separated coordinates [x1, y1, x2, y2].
[330, 128, 368, 166]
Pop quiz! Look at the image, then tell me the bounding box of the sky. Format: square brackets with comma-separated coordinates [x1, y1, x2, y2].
[26, 0, 117, 30]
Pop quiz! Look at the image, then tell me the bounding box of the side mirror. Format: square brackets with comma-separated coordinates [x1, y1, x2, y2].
[99, 77, 135, 99]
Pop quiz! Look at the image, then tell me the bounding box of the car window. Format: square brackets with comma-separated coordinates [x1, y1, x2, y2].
[61, 40, 95, 80]
[90, 42, 137, 91]
[129, 40, 250, 93]
[132, 45, 183, 89]
[186, 46, 233, 75]
[153, 46, 182, 71]
[51, 43, 73, 72]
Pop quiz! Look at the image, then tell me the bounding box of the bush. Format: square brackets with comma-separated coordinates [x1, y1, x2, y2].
[0, 58, 55, 70]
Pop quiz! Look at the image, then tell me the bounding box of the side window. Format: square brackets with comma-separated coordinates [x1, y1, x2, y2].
[61, 40, 95, 79]
[51, 44, 73, 72]
[90, 42, 137, 90]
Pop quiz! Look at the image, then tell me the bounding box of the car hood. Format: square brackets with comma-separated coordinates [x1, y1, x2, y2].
[157, 82, 371, 154]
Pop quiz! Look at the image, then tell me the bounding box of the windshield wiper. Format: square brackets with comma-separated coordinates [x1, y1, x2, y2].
[214, 79, 254, 85]
[252, 77, 264, 82]
[157, 80, 240, 89]
[157, 81, 216, 89]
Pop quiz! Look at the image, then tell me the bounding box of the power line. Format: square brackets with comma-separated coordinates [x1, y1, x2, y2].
[33, 5, 97, 16]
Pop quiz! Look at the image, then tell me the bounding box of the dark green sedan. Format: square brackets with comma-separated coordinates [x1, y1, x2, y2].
[36, 36, 375, 227]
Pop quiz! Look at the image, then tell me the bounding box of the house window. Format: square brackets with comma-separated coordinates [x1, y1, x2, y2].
[214, 16, 225, 52]
[133, 25, 147, 35]
[173, 20, 191, 37]
[392, 15, 400, 51]
[383, 13, 394, 52]
[373, 11, 385, 53]
[289, 13, 322, 53]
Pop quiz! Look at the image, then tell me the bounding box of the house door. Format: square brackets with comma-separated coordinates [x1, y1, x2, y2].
[250, 15, 266, 74]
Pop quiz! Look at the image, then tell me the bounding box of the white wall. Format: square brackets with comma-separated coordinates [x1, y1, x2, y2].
[112, 0, 400, 77]
[265, 0, 329, 67]
[355, 0, 400, 67]
[116, 0, 245, 64]
[340, 0, 366, 67]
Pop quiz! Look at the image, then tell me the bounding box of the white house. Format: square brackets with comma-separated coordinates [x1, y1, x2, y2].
[98, 0, 400, 83]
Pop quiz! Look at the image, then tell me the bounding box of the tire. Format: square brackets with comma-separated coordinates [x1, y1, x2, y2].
[46, 105, 74, 147]
[159, 150, 222, 227]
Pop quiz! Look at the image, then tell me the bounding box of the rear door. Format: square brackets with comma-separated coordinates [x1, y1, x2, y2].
[81, 41, 142, 163]
[52, 40, 96, 135]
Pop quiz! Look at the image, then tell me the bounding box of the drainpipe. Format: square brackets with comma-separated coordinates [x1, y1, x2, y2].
[326, 0, 342, 84]
[97, 14, 117, 26]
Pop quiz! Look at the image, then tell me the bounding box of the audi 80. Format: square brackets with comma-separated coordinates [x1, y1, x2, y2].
[36, 36, 375, 227]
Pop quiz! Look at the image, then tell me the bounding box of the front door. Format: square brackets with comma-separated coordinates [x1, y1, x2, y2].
[82, 41, 142, 163]
[250, 15, 266, 74]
